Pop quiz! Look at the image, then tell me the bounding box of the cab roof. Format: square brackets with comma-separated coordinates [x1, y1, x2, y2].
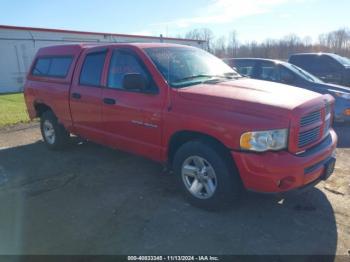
[36, 43, 194, 56]
[226, 57, 286, 64]
[289, 52, 336, 56]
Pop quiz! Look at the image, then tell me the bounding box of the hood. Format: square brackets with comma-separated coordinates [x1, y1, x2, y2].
[177, 78, 322, 115]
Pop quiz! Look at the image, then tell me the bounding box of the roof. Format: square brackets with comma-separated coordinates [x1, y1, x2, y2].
[126, 42, 195, 48]
[289, 52, 334, 56]
[35, 43, 195, 56]
[227, 57, 285, 63]
[40, 42, 192, 50]
[0, 24, 206, 43]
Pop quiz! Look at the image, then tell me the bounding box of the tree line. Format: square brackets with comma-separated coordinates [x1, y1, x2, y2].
[179, 27, 350, 60]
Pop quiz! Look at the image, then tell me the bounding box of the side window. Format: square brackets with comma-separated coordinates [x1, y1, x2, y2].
[319, 56, 340, 72]
[32, 58, 51, 76]
[290, 55, 316, 72]
[304, 56, 318, 71]
[256, 62, 279, 81]
[233, 60, 255, 76]
[79, 52, 106, 86]
[278, 66, 295, 84]
[107, 50, 151, 91]
[48, 57, 73, 77]
[32, 56, 73, 78]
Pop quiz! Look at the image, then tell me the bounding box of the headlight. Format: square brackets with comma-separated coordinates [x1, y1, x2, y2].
[240, 129, 288, 152]
[330, 90, 350, 99]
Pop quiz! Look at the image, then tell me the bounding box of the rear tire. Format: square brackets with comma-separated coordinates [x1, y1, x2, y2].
[173, 139, 241, 210]
[40, 111, 69, 150]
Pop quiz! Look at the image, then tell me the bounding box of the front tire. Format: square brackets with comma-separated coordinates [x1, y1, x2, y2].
[40, 111, 69, 150]
[173, 140, 241, 209]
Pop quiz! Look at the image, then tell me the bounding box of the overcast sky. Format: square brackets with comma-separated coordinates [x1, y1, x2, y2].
[0, 0, 348, 42]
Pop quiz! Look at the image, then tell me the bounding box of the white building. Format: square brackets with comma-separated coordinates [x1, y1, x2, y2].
[0, 25, 205, 93]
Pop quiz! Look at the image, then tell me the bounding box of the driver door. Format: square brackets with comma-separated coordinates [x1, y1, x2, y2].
[101, 48, 163, 160]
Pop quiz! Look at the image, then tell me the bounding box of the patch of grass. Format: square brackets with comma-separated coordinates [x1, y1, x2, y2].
[0, 93, 30, 127]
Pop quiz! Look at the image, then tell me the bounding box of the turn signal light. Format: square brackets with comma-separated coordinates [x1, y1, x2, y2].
[344, 109, 350, 116]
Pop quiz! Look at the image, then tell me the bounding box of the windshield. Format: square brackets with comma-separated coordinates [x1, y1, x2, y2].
[282, 62, 323, 83]
[329, 53, 350, 66]
[144, 47, 241, 88]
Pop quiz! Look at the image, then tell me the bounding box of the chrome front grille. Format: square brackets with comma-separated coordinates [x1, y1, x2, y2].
[323, 107, 332, 137]
[300, 110, 321, 127]
[296, 102, 333, 150]
[298, 126, 321, 147]
[323, 118, 331, 137]
[325, 103, 331, 116]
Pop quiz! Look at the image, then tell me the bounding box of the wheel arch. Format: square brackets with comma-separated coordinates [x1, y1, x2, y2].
[167, 130, 233, 166]
[34, 102, 53, 118]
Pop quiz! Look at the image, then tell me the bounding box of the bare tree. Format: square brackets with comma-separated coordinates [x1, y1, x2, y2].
[185, 29, 201, 40]
[201, 28, 214, 52]
[213, 36, 227, 58]
[227, 30, 239, 58]
[185, 28, 214, 51]
[181, 27, 350, 59]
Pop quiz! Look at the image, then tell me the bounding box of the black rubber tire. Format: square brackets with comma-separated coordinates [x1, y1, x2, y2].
[40, 111, 70, 150]
[173, 139, 242, 210]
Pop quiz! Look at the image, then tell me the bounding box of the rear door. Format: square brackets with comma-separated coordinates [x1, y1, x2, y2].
[101, 48, 163, 160]
[70, 47, 108, 142]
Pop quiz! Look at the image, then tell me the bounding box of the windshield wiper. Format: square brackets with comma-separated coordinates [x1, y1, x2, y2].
[173, 74, 219, 83]
[223, 72, 241, 78]
[174, 73, 241, 84]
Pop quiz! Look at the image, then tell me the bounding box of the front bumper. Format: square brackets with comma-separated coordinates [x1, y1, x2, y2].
[232, 129, 338, 193]
[334, 114, 350, 123]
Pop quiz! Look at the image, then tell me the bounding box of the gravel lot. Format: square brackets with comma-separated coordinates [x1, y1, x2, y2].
[0, 122, 349, 255]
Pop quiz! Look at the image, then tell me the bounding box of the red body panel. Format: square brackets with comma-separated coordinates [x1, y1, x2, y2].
[24, 44, 83, 129]
[98, 46, 166, 161]
[233, 130, 337, 192]
[24, 43, 338, 193]
[69, 46, 107, 145]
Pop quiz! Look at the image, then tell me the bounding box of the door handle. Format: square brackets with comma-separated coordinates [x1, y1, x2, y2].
[71, 92, 81, 99]
[103, 98, 116, 105]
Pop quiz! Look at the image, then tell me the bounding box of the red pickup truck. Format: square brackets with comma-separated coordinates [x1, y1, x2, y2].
[24, 43, 337, 208]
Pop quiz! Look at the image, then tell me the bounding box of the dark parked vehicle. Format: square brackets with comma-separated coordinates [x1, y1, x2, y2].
[225, 58, 350, 123]
[288, 53, 350, 87]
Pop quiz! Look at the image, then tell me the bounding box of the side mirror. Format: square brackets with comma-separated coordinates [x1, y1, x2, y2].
[123, 73, 147, 91]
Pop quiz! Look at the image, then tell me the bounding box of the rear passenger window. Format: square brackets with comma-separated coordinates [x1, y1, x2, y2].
[319, 56, 340, 72]
[79, 52, 106, 86]
[32, 56, 73, 78]
[290, 55, 316, 71]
